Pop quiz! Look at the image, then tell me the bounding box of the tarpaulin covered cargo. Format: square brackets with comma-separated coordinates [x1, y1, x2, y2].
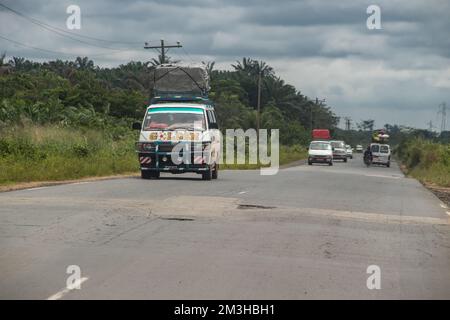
[312, 129, 331, 140]
[150, 63, 210, 97]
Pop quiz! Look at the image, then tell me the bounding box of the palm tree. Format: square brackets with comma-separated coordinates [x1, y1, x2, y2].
[232, 58, 274, 78]
[74, 57, 94, 70]
[231, 57, 255, 74]
[202, 61, 215, 79]
[149, 54, 178, 66]
[0, 52, 12, 75]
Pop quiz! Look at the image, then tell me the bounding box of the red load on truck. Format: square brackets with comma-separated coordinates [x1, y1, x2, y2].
[312, 129, 330, 140]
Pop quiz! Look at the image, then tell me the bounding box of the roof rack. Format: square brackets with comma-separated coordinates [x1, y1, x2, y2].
[150, 93, 213, 105]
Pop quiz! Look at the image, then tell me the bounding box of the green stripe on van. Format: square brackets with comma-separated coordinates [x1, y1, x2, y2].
[148, 107, 203, 113]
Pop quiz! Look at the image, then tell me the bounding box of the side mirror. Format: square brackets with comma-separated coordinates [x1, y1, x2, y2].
[332, 147, 335, 151]
[132, 122, 142, 130]
[209, 123, 219, 129]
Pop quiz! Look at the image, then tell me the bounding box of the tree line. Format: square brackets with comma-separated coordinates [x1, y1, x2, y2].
[0, 54, 339, 145]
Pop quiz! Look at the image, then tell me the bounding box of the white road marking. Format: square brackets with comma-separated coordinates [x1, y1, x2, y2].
[364, 174, 401, 179]
[238, 191, 247, 194]
[24, 187, 48, 191]
[447, 211, 450, 217]
[47, 277, 88, 300]
[70, 182, 91, 185]
[440, 203, 448, 209]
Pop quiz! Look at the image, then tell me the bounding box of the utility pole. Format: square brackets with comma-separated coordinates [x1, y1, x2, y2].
[344, 117, 352, 131]
[144, 39, 182, 63]
[438, 102, 447, 132]
[256, 70, 261, 146]
[427, 120, 433, 132]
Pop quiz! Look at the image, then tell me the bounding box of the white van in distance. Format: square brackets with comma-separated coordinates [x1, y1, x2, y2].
[370, 143, 391, 167]
[308, 141, 333, 166]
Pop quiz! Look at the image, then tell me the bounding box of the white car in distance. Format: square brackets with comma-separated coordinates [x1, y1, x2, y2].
[308, 141, 333, 166]
[345, 145, 353, 159]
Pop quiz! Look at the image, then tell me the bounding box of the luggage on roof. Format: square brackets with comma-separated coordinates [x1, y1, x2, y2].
[150, 63, 210, 97]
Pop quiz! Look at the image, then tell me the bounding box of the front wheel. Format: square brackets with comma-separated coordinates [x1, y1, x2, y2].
[202, 166, 213, 181]
[329, 161, 333, 166]
[212, 163, 219, 179]
[386, 161, 390, 168]
[141, 170, 159, 179]
[344, 158, 347, 163]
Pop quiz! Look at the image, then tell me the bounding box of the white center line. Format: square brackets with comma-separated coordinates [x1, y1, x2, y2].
[238, 191, 247, 194]
[47, 277, 89, 300]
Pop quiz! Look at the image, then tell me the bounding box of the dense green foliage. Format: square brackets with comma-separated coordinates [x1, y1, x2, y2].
[0, 126, 137, 185]
[0, 56, 338, 145]
[396, 138, 450, 187]
[0, 55, 337, 184]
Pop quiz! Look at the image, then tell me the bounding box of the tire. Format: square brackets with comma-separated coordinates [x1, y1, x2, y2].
[308, 161, 312, 165]
[329, 161, 333, 166]
[141, 170, 151, 179]
[141, 170, 159, 179]
[343, 158, 347, 163]
[212, 163, 218, 179]
[386, 161, 390, 168]
[202, 166, 213, 180]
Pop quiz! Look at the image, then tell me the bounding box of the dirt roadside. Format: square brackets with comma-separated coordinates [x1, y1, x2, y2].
[0, 173, 140, 193]
[399, 164, 450, 208]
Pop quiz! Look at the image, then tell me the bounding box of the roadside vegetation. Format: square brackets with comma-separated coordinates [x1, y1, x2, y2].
[1, 55, 326, 185]
[0, 125, 137, 185]
[396, 138, 450, 187]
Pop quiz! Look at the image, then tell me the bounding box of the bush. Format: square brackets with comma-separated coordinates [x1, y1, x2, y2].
[396, 138, 450, 187]
[0, 125, 138, 185]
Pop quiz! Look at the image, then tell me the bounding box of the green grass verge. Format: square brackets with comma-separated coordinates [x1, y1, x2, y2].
[0, 126, 307, 186]
[396, 138, 450, 187]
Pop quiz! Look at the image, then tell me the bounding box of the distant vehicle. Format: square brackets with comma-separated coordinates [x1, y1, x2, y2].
[356, 145, 363, 153]
[312, 129, 331, 140]
[330, 140, 347, 162]
[308, 141, 333, 166]
[345, 145, 353, 159]
[370, 143, 391, 167]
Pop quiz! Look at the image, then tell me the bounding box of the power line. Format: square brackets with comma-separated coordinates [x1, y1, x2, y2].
[0, 34, 139, 58]
[144, 39, 182, 63]
[0, 2, 140, 50]
[0, 34, 78, 57]
[181, 47, 196, 63]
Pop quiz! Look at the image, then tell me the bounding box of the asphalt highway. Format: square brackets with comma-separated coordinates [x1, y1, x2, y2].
[0, 154, 449, 299]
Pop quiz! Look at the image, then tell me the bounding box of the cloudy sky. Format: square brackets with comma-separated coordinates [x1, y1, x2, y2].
[1, 0, 449, 129]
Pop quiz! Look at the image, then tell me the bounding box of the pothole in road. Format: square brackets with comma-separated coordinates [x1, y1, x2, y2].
[159, 217, 195, 221]
[237, 204, 276, 210]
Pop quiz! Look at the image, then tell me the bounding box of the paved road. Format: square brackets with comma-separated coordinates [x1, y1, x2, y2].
[0, 154, 449, 299]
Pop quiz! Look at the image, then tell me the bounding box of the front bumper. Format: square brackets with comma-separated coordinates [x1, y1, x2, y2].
[137, 151, 210, 173]
[332, 153, 347, 160]
[309, 156, 332, 162]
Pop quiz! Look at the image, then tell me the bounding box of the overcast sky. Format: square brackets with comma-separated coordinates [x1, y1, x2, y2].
[1, 0, 449, 129]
